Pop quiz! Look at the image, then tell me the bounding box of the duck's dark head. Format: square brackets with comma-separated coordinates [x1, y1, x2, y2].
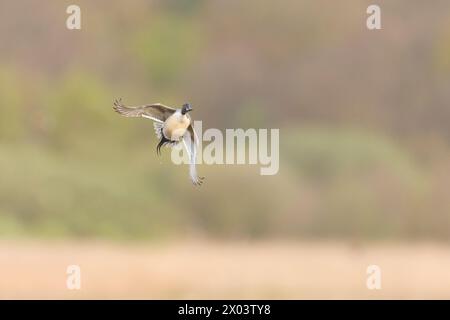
[181, 103, 193, 115]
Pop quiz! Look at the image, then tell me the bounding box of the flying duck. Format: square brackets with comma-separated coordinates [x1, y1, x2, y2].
[113, 98, 204, 186]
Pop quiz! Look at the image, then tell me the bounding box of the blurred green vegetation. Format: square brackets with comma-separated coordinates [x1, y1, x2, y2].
[131, 15, 204, 86]
[0, 0, 450, 241]
[0, 68, 26, 140]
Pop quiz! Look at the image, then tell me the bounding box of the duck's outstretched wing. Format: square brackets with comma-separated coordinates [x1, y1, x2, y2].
[113, 98, 176, 122]
[183, 124, 205, 186]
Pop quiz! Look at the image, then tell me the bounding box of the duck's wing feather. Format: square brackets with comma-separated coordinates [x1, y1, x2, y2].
[113, 98, 176, 122]
[183, 124, 205, 186]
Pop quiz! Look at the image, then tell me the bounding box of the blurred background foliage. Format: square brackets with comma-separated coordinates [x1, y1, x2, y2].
[0, 0, 450, 241]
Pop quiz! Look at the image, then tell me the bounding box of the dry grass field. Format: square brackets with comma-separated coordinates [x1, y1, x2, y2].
[0, 240, 449, 299]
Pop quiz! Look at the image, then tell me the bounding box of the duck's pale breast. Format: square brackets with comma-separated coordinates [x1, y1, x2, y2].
[163, 114, 191, 141]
